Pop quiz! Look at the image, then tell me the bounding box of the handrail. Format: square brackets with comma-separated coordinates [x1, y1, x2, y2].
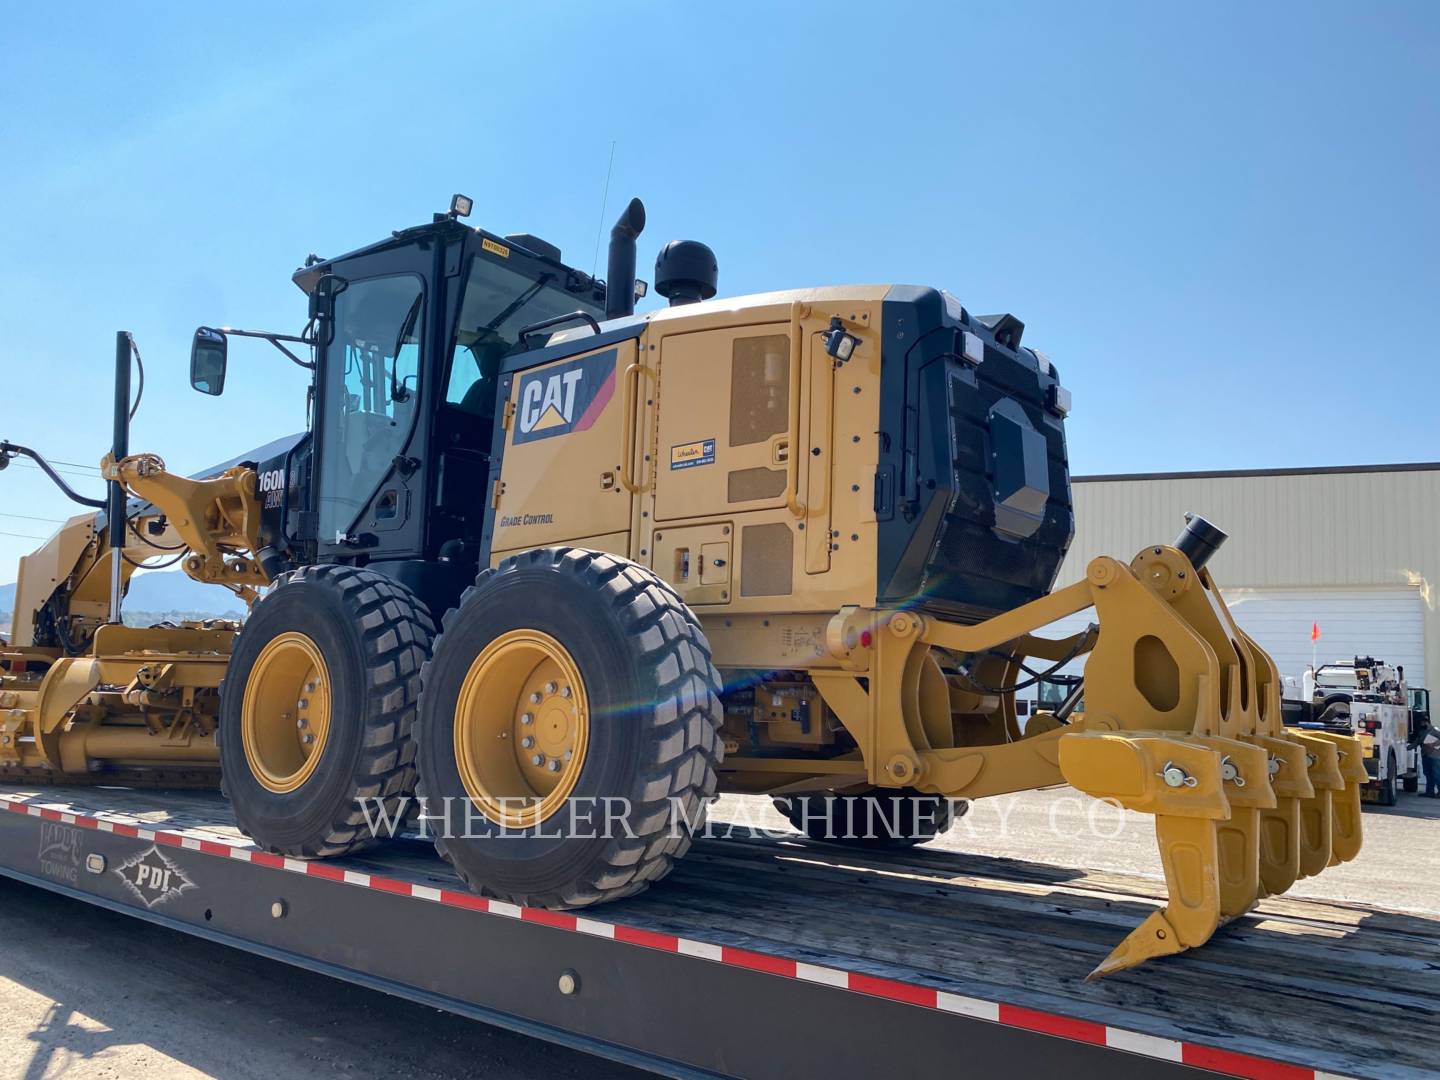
[785, 302, 806, 516]
[0, 441, 106, 509]
[618, 362, 652, 494]
[517, 311, 602, 349]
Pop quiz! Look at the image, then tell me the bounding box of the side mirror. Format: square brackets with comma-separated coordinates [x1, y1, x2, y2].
[190, 327, 228, 396]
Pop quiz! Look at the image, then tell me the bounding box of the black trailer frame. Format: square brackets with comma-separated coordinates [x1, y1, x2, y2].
[0, 785, 1430, 1080]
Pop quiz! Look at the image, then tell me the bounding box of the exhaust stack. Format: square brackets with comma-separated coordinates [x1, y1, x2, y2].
[605, 198, 646, 320]
[1174, 511, 1228, 571]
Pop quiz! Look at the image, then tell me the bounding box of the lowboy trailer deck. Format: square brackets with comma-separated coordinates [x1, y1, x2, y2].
[0, 783, 1432, 1080]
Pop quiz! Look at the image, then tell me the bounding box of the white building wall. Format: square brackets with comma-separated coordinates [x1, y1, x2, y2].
[1057, 466, 1440, 690]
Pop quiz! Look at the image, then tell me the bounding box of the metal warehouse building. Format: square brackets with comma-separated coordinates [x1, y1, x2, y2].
[1051, 463, 1439, 691]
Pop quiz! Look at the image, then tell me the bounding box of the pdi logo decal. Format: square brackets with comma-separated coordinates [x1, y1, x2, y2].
[114, 845, 195, 909]
[513, 349, 617, 445]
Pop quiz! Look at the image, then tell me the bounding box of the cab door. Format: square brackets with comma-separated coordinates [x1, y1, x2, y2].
[313, 246, 436, 559]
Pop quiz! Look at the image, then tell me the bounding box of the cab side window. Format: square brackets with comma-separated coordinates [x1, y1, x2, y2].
[318, 275, 424, 541]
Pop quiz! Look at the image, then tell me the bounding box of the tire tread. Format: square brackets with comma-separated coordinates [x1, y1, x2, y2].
[420, 547, 723, 908]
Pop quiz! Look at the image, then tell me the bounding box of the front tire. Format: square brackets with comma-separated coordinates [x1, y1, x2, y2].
[219, 565, 434, 856]
[1401, 766, 1419, 794]
[1378, 751, 1399, 807]
[417, 547, 723, 908]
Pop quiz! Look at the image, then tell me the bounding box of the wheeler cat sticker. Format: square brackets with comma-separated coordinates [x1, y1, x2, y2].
[512, 349, 617, 445]
[670, 438, 716, 470]
[114, 844, 196, 909]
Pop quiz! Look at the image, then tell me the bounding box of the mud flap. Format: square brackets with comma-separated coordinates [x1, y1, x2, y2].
[1058, 732, 1229, 979]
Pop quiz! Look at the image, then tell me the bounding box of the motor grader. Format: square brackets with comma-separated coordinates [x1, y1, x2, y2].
[0, 195, 1366, 977]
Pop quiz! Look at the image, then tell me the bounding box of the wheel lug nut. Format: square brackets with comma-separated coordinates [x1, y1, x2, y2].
[560, 686, 572, 699]
[521, 736, 534, 749]
[563, 750, 572, 761]
[306, 681, 318, 692]
[548, 759, 562, 773]
[301, 733, 315, 745]
[529, 692, 542, 704]
[297, 699, 309, 710]
[545, 681, 558, 694]
[531, 753, 545, 766]
[296, 717, 307, 729]
[521, 713, 534, 725]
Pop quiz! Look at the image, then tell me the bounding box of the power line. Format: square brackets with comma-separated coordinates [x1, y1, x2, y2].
[41, 458, 101, 472]
[9, 460, 104, 482]
[0, 512, 65, 524]
[0, 530, 47, 540]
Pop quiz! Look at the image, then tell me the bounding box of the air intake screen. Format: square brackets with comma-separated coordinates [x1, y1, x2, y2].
[740, 523, 793, 596]
[729, 335, 789, 447]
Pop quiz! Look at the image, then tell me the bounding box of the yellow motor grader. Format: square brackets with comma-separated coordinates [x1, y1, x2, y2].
[0, 196, 1365, 976]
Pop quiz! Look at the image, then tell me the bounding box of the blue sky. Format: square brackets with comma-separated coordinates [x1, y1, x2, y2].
[1, 2, 1436, 577]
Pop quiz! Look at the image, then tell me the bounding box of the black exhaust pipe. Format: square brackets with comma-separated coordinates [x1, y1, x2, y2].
[1174, 511, 1228, 571]
[605, 197, 646, 320]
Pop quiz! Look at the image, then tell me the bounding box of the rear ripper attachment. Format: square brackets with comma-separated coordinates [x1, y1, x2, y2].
[816, 514, 1366, 978]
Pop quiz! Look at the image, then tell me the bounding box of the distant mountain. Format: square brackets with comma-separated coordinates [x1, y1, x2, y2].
[0, 571, 242, 618]
[125, 571, 245, 614]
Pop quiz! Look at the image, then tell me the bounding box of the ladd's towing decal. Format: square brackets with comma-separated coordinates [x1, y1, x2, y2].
[670, 438, 716, 470]
[513, 349, 617, 445]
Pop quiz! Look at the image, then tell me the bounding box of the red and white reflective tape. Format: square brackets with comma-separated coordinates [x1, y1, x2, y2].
[0, 797, 1349, 1080]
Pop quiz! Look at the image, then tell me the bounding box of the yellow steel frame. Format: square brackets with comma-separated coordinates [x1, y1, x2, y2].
[810, 542, 1366, 977]
[103, 451, 268, 602]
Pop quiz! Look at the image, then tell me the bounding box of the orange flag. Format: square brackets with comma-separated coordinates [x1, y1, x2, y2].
[1311, 622, 1321, 642]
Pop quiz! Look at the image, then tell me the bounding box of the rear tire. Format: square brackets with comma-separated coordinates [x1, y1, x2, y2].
[219, 565, 434, 856]
[417, 547, 723, 908]
[1378, 751, 1399, 807]
[773, 789, 965, 849]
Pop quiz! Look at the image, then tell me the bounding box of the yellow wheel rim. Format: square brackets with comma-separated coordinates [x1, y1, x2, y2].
[241, 631, 333, 794]
[453, 629, 590, 828]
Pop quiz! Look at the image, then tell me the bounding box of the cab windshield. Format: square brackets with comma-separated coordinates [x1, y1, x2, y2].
[445, 255, 604, 416]
[1315, 666, 1359, 688]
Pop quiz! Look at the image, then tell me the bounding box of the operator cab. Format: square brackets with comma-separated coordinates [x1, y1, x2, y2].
[191, 196, 612, 616]
[297, 210, 607, 610]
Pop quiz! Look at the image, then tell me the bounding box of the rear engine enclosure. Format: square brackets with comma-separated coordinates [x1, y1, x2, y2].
[875, 287, 1074, 622]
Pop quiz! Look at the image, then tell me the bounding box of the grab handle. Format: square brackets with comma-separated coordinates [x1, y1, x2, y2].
[619, 361, 651, 494]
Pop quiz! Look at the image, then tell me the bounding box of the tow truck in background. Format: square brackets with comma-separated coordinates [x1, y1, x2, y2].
[1283, 657, 1424, 806]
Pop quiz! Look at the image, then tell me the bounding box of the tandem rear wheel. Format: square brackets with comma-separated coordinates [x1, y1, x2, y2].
[417, 547, 724, 908]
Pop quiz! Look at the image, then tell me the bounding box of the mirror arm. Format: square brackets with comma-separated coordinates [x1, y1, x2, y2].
[216, 327, 315, 371]
[269, 337, 314, 370]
